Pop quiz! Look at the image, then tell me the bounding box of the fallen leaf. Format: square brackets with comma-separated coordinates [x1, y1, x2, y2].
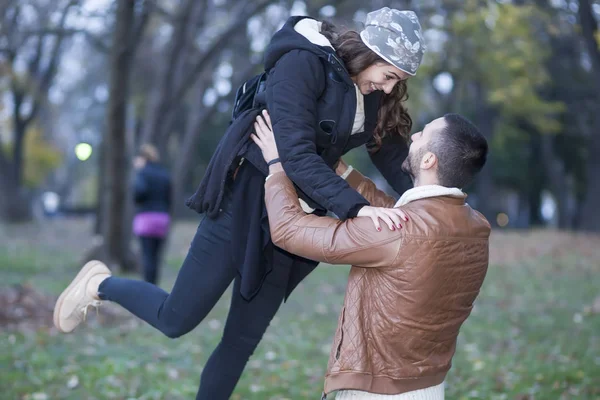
[67, 375, 79, 389]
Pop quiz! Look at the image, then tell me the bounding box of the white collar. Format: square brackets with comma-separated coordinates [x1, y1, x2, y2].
[294, 19, 333, 48]
[395, 185, 466, 207]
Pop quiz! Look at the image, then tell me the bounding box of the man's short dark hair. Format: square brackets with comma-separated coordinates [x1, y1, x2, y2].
[429, 114, 488, 188]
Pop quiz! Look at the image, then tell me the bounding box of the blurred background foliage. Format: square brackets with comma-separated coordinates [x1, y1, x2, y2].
[1, 0, 599, 268]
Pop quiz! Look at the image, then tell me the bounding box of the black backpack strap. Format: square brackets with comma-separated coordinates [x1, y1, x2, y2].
[231, 71, 268, 120]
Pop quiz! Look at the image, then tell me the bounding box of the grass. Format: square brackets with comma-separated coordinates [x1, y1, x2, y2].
[1, 219, 599, 399]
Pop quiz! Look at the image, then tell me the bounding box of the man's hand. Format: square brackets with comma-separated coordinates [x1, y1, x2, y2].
[251, 110, 282, 173]
[357, 206, 408, 232]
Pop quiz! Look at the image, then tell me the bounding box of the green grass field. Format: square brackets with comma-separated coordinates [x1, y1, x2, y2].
[1, 219, 599, 399]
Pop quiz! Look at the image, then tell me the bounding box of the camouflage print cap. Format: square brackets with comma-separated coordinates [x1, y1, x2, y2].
[359, 7, 425, 76]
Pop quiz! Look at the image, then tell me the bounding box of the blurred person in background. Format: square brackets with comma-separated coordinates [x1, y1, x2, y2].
[53, 8, 425, 399]
[132, 144, 171, 285]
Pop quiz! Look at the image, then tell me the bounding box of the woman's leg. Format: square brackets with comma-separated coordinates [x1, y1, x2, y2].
[99, 202, 237, 339]
[139, 236, 161, 284]
[195, 253, 290, 400]
[153, 236, 165, 284]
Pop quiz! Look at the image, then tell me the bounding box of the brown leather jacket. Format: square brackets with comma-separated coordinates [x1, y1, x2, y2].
[264, 170, 491, 396]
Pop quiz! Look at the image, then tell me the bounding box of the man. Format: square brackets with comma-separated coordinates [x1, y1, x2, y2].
[251, 112, 491, 400]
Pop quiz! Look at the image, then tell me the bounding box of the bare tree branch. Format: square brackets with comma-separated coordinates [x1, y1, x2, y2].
[18, 27, 110, 52]
[83, 31, 111, 53]
[173, 58, 259, 191]
[0, 3, 21, 51]
[20, 28, 80, 35]
[186, 0, 209, 43]
[141, 0, 275, 147]
[140, 0, 211, 145]
[162, 0, 196, 95]
[28, 34, 44, 81]
[144, 0, 176, 22]
[154, 51, 219, 151]
[0, 0, 17, 19]
[24, 0, 78, 125]
[130, 0, 152, 54]
[168, 0, 273, 115]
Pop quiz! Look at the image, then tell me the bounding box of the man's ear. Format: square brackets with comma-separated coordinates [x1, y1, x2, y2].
[420, 151, 437, 170]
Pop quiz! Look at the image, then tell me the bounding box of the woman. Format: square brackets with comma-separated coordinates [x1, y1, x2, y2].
[53, 7, 425, 400]
[132, 144, 172, 284]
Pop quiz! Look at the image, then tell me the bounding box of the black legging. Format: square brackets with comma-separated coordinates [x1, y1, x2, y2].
[98, 192, 289, 399]
[138, 236, 164, 284]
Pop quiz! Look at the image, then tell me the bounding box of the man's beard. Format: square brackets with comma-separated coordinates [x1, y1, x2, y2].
[401, 148, 425, 184]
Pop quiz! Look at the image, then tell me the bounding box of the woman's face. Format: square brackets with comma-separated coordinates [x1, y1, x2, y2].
[353, 62, 410, 95]
[133, 156, 147, 169]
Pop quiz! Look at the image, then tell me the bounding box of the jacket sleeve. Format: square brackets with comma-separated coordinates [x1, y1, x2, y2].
[344, 168, 397, 208]
[166, 177, 172, 209]
[265, 172, 402, 267]
[133, 171, 148, 203]
[367, 134, 412, 196]
[266, 50, 369, 220]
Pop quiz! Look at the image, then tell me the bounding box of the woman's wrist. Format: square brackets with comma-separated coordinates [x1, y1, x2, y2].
[267, 157, 281, 166]
[340, 165, 354, 180]
[335, 160, 347, 176]
[268, 163, 284, 175]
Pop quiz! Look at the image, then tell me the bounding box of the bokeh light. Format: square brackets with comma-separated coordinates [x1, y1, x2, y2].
[75, 142, 93, 161]
[496, 213, 509, 227]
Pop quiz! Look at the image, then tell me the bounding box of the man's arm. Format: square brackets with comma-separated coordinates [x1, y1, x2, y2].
[336, 160, 397, 208]
[265, 171, 402, 267]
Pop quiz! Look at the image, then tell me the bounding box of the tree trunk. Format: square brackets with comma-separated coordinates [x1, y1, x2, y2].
[12, 120, 24, 189]
[525, 131, 545, 227]
[514, 192, 530, 229]
[0, 169, 31, 222]
[580, 148, 600, 232]
[540, 134, 575, 229]
[0, 90, 32, 222]
[527, 178, 544, 226]
[472, 83, 497, 224]
[94, 139, 105, 235]
[98, 0, 137, 271]
[578, 0, 600, 232]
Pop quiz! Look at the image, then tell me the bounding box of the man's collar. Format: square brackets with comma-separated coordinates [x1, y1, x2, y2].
[395, 185, 466, 207]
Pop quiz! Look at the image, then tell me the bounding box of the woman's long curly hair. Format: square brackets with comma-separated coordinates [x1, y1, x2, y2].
[320, 21, 412, 151]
